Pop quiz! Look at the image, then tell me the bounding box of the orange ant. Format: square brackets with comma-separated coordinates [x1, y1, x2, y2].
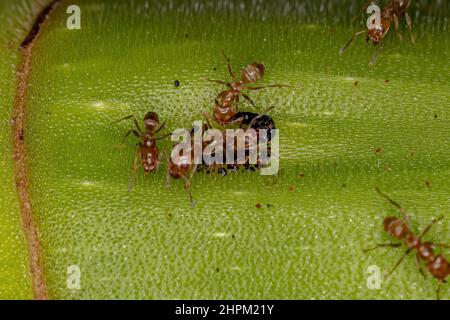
[112, 112, 168, 191]
[206, 51, 289, 125]
[166, 125, 204, 207]
[365, 188, 449, 299]
[340, 0, 417, 66]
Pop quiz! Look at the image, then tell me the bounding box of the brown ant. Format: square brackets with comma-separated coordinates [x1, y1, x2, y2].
[340, 0, 416, 66]
[166, 125, 203, 207]
[365, 188, 449, 299]
[206, 51, 289, 125]
[112, 112, 167, 191]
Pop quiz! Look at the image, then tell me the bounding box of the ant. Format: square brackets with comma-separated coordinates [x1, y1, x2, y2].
[365, 188, 449, 299]
[206, 51, 289, 125]
[340, 0, 417, 66]
[166, 126, 203, 207]
[112, 112, 168, 191]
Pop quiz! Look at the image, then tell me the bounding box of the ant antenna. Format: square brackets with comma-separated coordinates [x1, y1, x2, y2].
[221, 50, 237, 81]
[375, 187, 413, 227]
[128, 148, 141, 192]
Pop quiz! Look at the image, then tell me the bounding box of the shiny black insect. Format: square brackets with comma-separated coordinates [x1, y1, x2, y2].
[233, 111, 276, 142]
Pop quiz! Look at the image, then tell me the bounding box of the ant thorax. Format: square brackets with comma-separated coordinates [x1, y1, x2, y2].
[143, 135, 156, 148]
[230, 81, 244, 91]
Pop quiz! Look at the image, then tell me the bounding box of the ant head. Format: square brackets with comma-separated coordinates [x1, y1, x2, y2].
[143, 112, 159, 130]
[383, 216, 398, 232]
[241, 63, 265, 84]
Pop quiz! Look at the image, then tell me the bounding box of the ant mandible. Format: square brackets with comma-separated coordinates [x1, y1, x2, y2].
[206, 51, 289, 125]
[112, 112, 167, 191]
[365, 188, 449, 299]
[340, 0, 416, 66]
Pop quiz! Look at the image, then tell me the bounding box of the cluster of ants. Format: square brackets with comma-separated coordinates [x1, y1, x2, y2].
[113, 51, 289, 206]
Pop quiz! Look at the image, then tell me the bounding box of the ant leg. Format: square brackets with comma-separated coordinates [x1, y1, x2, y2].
[202, 112, 213, 130]
[436, 281, 442, 300]
[415, 253, 426, 278]
[405, 13, 416, 44]
[118, 129, 141, 146]
[375, 188, 413, 228]
[241, 93, 256, 107]
[154, 122, 166, 135]
[229, 116, 244, 126]
[385, 249, 411, 280]
[182, 165, 198, 207]
[340, 30, 366, 55]
[243, 84, 291, 91]
[369, 40, 385, 67]
[111, 114, 134, 124]
[111, 114, 143, 134]
[393, 13, 403, 41]
[363, 243, 402, 252]
[418, 216, 444, 240]
[156, 133, 171, 141]
[128, 146, 142, 192]
[221, 50, 237, 81]
[161, 150, 171, 189]
[156, 150, 169, 172]
[155, 123, 171, 141]
[133, 118, 143, 134]
[433, 243, 450, 249]
[166, 167, 171, 189]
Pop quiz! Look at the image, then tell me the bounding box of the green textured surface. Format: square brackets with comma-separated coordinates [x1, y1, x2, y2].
[3, 0, 450, 299]
[0, 0, 52, 300]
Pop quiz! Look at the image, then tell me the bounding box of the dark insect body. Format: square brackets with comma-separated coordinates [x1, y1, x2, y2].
[232, 111, 276, 142]
[340, 0, 416, 66]
[365, 188, 449, 299]
[112, 112, 167, 191]
[206, 51, 289, 125]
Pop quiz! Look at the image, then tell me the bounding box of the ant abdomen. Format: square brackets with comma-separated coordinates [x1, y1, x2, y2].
[428, 256, 450, 281]
[241, 63, 265, 84]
